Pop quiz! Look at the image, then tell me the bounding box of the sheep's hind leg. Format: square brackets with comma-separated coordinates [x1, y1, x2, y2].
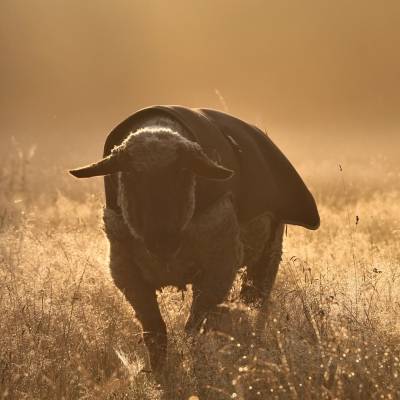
[240, 222, 284, 307]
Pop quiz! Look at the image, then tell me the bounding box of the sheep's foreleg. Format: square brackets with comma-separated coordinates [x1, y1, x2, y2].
[111, 264, 167, 371]
[104, 210, 167, 371]
[185, 282, 232, 333]
[185, 196, 243, 332]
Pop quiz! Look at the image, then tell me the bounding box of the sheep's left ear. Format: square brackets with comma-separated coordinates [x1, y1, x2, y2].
[69, 153, 121, 178]
[183, 144, 234, 180]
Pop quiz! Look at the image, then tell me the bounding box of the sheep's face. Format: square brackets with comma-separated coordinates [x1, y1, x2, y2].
[118, 160, 196, 260]
[69, 127, 234, 261]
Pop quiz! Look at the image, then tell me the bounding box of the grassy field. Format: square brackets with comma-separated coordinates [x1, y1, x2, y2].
[0, 144, 399, 399]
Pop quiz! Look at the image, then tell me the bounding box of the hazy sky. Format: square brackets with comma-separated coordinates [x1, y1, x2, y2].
[1, 0, 399, 158]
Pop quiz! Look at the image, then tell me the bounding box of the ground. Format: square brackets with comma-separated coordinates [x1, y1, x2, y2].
[0, 145, 399, 399]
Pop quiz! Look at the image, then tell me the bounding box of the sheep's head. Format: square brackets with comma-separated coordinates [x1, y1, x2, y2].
[70, 127, 233, 261]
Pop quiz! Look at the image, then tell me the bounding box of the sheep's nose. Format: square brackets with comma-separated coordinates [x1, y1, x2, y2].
[145, 232, 181, 261]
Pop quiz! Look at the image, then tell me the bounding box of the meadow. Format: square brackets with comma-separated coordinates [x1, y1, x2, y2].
[0, 141, 399, 399]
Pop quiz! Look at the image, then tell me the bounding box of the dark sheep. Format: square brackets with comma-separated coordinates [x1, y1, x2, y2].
[70, 106, 319, 371]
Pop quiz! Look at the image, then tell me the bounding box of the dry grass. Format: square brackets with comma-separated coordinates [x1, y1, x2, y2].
[0, 143, 399, 399]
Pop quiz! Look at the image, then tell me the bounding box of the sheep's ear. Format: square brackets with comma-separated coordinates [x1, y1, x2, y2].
[183, 144, 234, 180]
[69, 154, 121, 178]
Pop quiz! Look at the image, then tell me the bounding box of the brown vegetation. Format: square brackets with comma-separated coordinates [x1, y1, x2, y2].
[0, 143, 399, 399]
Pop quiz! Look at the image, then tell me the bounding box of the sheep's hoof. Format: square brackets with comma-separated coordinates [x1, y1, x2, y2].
[239, 282, 264, 308]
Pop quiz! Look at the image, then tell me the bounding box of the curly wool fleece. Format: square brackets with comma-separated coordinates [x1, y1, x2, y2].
[110, 117, 197, 172]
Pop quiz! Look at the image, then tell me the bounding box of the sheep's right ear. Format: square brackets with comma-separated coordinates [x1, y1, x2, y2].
[69, 154, 121, 178]
[183, 143, 234, 180]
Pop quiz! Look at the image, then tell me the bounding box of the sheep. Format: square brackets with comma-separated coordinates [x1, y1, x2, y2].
[70, 105, 319, 371]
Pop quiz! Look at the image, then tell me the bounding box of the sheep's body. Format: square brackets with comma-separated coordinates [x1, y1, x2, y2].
[70, 105, 318, 371]
[104, 197, 282, 291]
